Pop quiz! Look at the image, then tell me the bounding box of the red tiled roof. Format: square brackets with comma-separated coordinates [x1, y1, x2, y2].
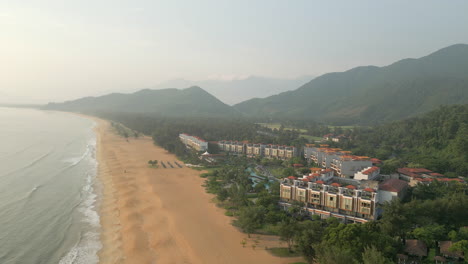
[331, 183, 341, 187]
[370, 158, 382, 164]
[345, 185, 356, 189]
[316, 180, 325, 184]
[437, 178, 463, 182]
[287, 176, 296, 180]
[362, 166, 380, 175]
[379, 179, 408, 192]
[398, 168, 432, 177]
[405, 240, 427, 257]
[302, 178, 309, 182]
[440, 241, 464, 258]
[363, 187, 375, 192]
[429, 172, 444, 177]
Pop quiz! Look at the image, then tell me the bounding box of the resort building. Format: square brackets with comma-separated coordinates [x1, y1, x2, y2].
[378, 178, 408, 201]
[280, 176, 381, 223]
[219, 140, 297, 159]
[331, 155, 373, 178]
[179, 133, 208, 151]
[264, 144, 298, 159]
[354, 166, 380, 180]
[305, 146, 374, 178]
[245, 143, 266, 157]
[279, 172, 408, 223]
[397, 167, 464, 186]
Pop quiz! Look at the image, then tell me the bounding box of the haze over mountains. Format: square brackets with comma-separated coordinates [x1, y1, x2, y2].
[150, 75, 313, 105]
[45, 86, 238, 118]
[234, 44, 468, 124]
[45, 44, 468, 125]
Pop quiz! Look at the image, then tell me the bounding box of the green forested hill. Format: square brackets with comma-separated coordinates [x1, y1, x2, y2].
[234, 44, 468, 124]
[342, 104, 468, 176]
[43, 86, 239, 118]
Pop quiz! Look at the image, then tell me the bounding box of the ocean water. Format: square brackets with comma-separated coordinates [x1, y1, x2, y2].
[0, 107, 101, 264]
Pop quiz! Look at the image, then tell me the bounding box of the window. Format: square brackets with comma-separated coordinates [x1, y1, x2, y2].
[342, 198, 353, 210]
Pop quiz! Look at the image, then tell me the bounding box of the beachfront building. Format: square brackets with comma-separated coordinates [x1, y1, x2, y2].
[279, 173, 408, 223]
[280, 176, 380, 223]
[179, 133, 208, 151]
[246, 143, 266, 157]
[264, 144, 298, 160]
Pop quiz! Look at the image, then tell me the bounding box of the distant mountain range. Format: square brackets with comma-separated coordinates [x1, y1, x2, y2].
[234, 44, 468, 124]
[44, 86, 238, 118]
[151, 75, 313, 105]
[45, 44, 468, 125]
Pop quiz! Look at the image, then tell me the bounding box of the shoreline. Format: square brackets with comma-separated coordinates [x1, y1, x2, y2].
[87, 116, 302, 264]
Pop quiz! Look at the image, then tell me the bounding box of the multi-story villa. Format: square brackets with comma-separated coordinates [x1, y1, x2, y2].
[246, 143, 266, 157]
[220, 140, 297, 159]
[331, 155, 373, 178]
[279, 174, 407, 223]
[264, 144, 297, 159]
[179, 133, 208, 151]
[354, 166, 381, 180]
[304, 146, 374, 179]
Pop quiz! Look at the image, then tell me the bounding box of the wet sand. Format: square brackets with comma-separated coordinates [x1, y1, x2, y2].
[92, 118, 303, 264]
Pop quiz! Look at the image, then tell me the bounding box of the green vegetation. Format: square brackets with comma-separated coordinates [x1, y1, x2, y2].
[298, 134, 321, 142]
[267, 247, 302, 257]
[110, 122, 135, 139]
[339, 104, 468, 175]
[234, 44, 468, 124]
[257, 123, 307, 133]
[147, 160, 158, 168]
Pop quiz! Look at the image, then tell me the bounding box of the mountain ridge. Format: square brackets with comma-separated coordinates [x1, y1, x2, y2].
[43, 86, 239, 118]
[234, 44, 468, 124]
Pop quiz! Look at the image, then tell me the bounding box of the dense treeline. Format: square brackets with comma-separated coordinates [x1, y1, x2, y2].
[204, 158, 468, 263]
[333, 105, 468, 176]
[94, 112, 307, 154]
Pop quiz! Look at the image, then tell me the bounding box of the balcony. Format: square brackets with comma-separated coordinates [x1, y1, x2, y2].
[361, 192, 373, 200]
[342, 189, 354, 197]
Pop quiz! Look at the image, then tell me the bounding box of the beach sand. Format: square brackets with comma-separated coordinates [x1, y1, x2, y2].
[93, 118, 303, 264]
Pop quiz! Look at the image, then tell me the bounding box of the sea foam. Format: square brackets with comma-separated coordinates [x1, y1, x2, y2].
[59, 126, 102, 264]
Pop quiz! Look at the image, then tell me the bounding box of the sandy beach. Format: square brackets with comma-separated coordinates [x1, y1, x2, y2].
[92, 118, 303, 264]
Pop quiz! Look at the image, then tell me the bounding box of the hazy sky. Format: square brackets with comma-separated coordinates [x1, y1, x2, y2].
[1, 0, 468, 103]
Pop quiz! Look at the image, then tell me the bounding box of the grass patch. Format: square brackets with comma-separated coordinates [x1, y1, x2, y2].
[327, 125, 360, 130]
[246, 193, 259, 198]
[257, 123, 307, 133]
[256, 224, 280, 235]
[299, 134, 322, 142]
[267, 247, 302, 257]
[224, 210, 235, 217]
